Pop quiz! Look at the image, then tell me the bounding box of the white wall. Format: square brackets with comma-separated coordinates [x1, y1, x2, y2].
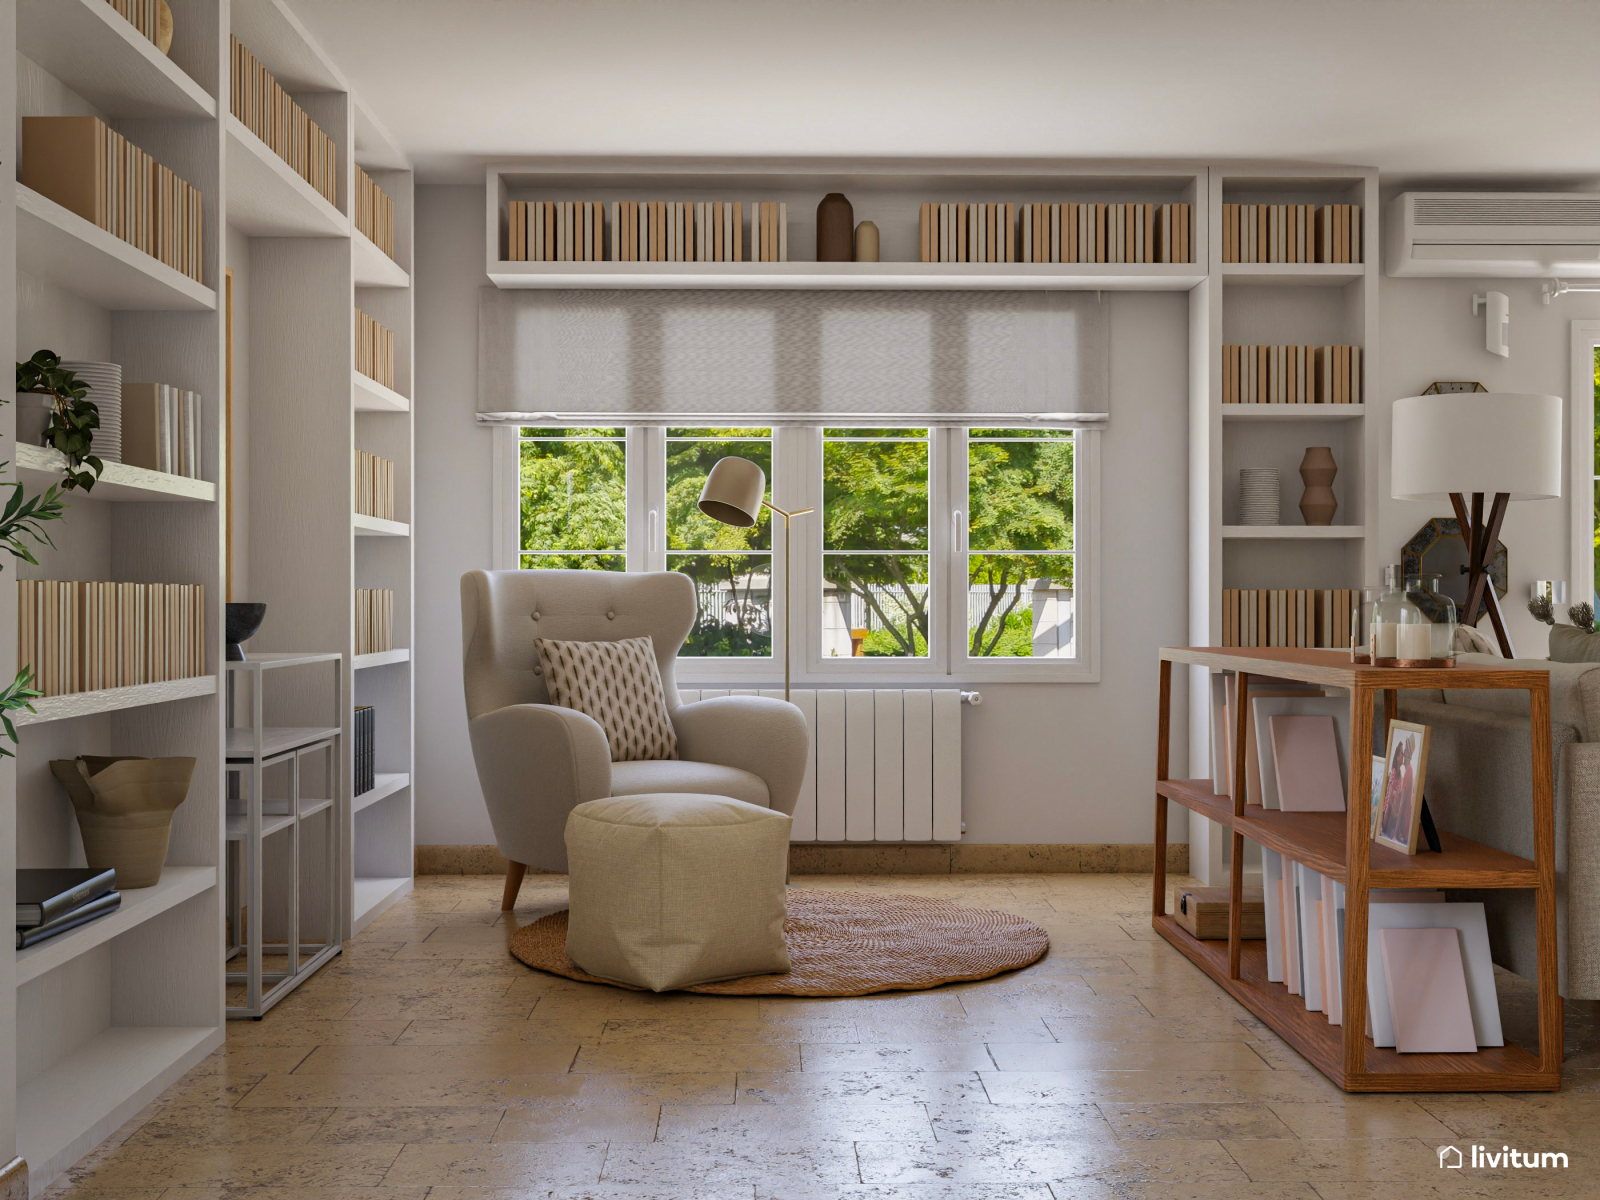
[412, 183, 1192, 845]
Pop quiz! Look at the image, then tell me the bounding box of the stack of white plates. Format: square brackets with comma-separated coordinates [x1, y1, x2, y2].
[60, 361, 122, 464]
[1239, 467, 1280, 526]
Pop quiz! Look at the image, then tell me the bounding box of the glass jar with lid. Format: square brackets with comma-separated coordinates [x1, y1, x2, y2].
[1370, 564, 1431, 667]
[1405, 572, 1458, 667]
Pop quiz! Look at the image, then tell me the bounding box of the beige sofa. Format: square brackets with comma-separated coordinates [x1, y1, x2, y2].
[1398, 652, 1600, 999]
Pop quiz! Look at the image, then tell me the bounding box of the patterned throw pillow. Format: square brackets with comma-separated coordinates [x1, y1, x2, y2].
[534, 635, 679, 762]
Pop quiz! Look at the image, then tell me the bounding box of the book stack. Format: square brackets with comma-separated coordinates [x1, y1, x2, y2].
[1021, 202, 1192, 264]
[21, 116, 204, 283]
[355, 588, 393, 656]
[229, 36, 339, 208]
[17, 868, 120, 950]
[355, 450, 396, 521]
[355, 168, 395, 259]
[17, 581, 206, 696]
[1222, 203, 1362, 263]
[122, 382, 203, 477]
[104, 0, 163, 48]
[1221, 588, 1359, 649]
[750, 201, 788, 262]
[354, 308, 395, 390]
[607, 201, 747, 263]
[1222, 345, 1362, 405]
[507, 200, 605, 261]
[353, 705, 375, 796]
[920, 203, 1016, 263]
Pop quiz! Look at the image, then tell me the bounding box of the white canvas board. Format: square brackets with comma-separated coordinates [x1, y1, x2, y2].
[1262, 848, 1284, 983]
[1365, 902, 1504, 1048]
[1296, 862, 1324, 1012]
[1210, 672, 1230, 796]
[1253, 695, 1350, 810]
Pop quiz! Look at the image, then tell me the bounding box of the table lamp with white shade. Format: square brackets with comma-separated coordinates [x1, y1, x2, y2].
[1391, 391, 1563, 657]
[697, 456, 812, 700]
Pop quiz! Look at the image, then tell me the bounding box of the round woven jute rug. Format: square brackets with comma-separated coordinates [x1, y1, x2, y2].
[508, 888, 1049, 996]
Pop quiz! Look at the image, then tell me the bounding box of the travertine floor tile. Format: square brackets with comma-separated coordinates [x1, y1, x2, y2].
[854, 1137, 1246, 1184]
[799, 1043, 996, 1073]
[120, 1105, 333, 1145]
[493, 1101, 661, 1142]
[395, 1016, 607, 1045]
[67, 1143, 404, 1188]
[1098, 1100, 1295, 1141]
[313, 1104, 507, 1142]
[986, 1039, 1272, 1072]
[1266, 1099, 1455, 1140]
[736, 1070, 987, 1107]
[656, 1100, 933, 1142]
[293, 1042, 580, 1075]
[599, 1140, 862, 1186]
[382, 1140, 609, 1186]
[1221, 1136, 1467, 1182]
[575, 1042, 801, 1074]
[927, 1102, 1113, 1144]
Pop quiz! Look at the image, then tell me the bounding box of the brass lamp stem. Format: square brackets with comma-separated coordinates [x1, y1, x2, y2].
[763, 501, 813, 701]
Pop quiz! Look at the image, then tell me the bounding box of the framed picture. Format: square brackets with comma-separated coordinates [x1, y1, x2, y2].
[1375, 720, 1431, 854]
[1369, 754, 1386, 838]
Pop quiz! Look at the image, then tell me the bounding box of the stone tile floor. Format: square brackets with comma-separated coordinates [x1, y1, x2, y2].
[44, 870, 1600, 1198]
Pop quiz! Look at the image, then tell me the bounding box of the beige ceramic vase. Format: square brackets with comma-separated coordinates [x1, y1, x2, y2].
[1298, 446, 1338, 526]
[50, 756, 195, 888]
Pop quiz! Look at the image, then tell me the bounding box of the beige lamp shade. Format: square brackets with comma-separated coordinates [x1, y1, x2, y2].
[698, 456, 767, 526]
[1391, 392, 1562, 501]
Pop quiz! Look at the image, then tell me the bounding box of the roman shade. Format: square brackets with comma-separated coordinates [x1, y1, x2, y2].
[476, 288, 1109, 428]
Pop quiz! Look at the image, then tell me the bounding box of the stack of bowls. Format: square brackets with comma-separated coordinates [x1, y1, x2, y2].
[60, 361, 122, 464]
[1238, 467, 1280, 526]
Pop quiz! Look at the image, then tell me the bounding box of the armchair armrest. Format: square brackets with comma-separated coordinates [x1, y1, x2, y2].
[672, 695, 810, 816]
[467, 703, 612, 873]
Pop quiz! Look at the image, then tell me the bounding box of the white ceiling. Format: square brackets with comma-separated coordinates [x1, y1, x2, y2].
[289, 0, 1600, 185]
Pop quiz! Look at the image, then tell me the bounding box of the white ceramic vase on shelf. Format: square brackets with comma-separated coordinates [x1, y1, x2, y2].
[60, 360, 123, 464]
[1238, 467, 1280, 525]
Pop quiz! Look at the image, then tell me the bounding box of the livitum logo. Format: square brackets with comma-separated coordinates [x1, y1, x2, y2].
[1438, 1144, 1570, 1169]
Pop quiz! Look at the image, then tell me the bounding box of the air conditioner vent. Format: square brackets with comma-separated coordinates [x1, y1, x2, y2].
[1413, 198, 1600, 227]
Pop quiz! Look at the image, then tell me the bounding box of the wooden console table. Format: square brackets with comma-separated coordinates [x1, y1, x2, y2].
[1154, 646, 1560, 1092]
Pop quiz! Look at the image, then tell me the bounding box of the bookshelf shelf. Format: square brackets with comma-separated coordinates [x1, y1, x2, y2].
[16, 184, 217, 312]
[354, 513, 409, 537]
[352, 875, 412, 930]
[15, 675, 217, 726]
[1221, 526, 1365, 540]
[225, 798, 333, 842]
[1221, 262, 1364, 286]
[354, 648, 410, 669]
[352, 371, 410, 412]
[354, 772, 409, 814]
[225, 725, 342, 761]
[16, 866, 218, 986]
[15, 444, 215, 503]
[17, 0, 216, 120]
[353, 229, 408, 287]
[1222, 404, 1365, 422]
[487, 260, 1207, 292]
[223, 115, 347, 238]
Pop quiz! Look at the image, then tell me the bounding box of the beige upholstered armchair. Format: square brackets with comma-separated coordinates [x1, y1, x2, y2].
[461, 569, 810, 908]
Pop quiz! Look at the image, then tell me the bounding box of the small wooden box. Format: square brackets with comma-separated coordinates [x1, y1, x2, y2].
[1175, 886, 1266, 940]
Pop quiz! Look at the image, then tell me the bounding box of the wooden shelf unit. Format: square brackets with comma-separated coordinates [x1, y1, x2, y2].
[1154, 646, 1560, 1093]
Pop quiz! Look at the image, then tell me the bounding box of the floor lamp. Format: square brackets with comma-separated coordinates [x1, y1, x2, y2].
[1391, 392, 1563, 658]
[698, 456, 811, 700]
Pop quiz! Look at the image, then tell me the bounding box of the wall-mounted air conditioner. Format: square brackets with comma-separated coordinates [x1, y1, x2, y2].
[1386, 192, 1600, 278]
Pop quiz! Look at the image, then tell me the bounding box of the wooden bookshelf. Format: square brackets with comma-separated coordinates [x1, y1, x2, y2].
[1154, 646, 1560, 1093]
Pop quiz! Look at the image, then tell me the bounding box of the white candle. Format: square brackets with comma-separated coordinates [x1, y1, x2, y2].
[1398, 622, 1432, 662]
[1375, 621, 1398, 659]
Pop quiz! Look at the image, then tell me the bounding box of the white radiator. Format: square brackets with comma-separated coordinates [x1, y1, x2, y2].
[677, 689, 970, 842]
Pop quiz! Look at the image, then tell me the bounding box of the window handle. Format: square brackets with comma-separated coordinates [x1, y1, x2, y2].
[953, 509, 965, 553]
[648, 509, 659, 555]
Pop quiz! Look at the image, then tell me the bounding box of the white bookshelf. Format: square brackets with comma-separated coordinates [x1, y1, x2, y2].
[354, 648, 410, 669]
[354, 771, 409, 814]
[1222, 403, 1366, 422]
[5, 0, 412, 1189]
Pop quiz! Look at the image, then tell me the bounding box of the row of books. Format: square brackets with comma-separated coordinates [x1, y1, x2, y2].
[1222, 203, 1362, 264]
[355, 167, 396, 259]
[354, 705, 376, 796]
[505, 200, 792, 262]
[1222, 344, 1362, 405]
[355, 588, 394, 656]
[104, 0, 163, 48]
[507, 200, 605, 262]
[920, 202, 1194, 265]
[18, 581, 207, 697]
[22, 117, 204, 284]
[230, 36, 339, 208]
[354, 308, 396, 390]
[355, 450, 396, 521]
[1221, 588, 1360, 650]
[17, 868, 120, 950]
[123, 382, 203, 479]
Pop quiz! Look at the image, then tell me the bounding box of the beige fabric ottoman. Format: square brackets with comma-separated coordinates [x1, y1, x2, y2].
[564, 792, 791, 992]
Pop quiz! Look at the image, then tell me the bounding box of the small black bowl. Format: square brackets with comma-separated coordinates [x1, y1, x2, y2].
[225, 602, 267, 661]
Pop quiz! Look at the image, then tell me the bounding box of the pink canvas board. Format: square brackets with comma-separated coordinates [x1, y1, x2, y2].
[1380, 927, 1477, 1053]
[1270, 715, 1346, 812]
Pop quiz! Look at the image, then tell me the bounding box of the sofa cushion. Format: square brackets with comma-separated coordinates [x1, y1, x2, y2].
[534, 634, 679, 762]
[1442, 653, 1600, 743]
[1550, 624, 1600, 665]
[611, 758, 769, 808]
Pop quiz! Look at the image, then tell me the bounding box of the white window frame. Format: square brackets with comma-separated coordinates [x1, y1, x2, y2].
[1571, 321, 1600, 608]
[496, 423, 1101, 684]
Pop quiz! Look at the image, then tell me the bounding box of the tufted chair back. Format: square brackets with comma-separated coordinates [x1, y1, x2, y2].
[460, 569, 696, 722]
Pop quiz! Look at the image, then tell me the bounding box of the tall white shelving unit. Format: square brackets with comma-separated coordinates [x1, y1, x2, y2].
[1187, 166, 1380, 883]
[3, 0, 414, 1188]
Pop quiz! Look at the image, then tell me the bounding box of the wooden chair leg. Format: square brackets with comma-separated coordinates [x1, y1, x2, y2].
[501, 861, 527, 911]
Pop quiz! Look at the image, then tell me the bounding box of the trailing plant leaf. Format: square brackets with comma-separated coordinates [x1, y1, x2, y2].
[0, 473, 66, 566]
[16, 349, 103, 491]
[0, 667, 41, 758]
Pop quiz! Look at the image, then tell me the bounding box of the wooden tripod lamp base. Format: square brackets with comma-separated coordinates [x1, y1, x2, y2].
[1449, 491, 1516, 659]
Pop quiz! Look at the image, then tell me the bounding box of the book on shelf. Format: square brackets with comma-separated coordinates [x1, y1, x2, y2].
[121, 382, 203, 478]
[21, 116, 204, 284]
[355, 167, 396, 259]
[353, 704, 375, 796]
[17, 580, 206, 697]
[1222, 202, 1362, 264]
[355, 308, 396, 389]
[1222, 344, 1361, 404]
[17, 867, 117, 928]
[230, 36, 339, 207]
[355, 450, 396, 521]
[355, 588, 394, 656]
[507, 200, 605, 262]
[921, 202, 1192, 264]
[750, 201, 788, 263]
[17, 888, 121, 950]
[1221, 588, 1358, 650]
[104, 0, 164, 48]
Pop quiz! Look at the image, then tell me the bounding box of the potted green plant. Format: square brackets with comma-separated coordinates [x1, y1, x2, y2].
[16, 350, 104, 491]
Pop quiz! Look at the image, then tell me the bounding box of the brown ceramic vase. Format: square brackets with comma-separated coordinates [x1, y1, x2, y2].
[816, 193, 854, 262]
[1298, 446, 1338, 525]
